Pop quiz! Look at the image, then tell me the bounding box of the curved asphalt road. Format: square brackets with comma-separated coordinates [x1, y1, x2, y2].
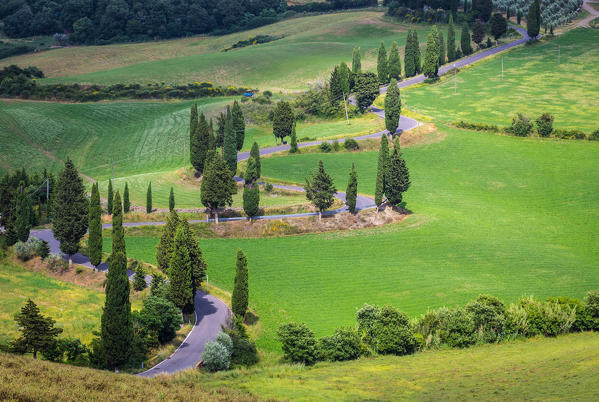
[30, 26, 533, 377]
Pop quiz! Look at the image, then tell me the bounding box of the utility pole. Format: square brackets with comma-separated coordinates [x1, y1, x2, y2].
[342, 93, 350, 125]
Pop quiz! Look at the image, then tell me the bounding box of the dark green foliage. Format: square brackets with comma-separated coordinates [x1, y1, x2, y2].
[442, 308, 477, 348]
[156, 210, 181, 273]
[330, 66, 343, 103]
[384, 146, 411, 206]
[231, 101, 246, 151]
[107, 179, 113, 214]
[461, 23, 473, 55]
[277, 322, 317, 365]
[352, 47, 361, 74]
[584, 291, 599, 330]
[366, 305, 417, 356]
[412, 31, 422, 73]
[535, 113, 554, 137]
[146, 182, 152, 213]
[135, 295, 182, 345]
[317, 327, 363, 361]
[374, 135, 389, 206]
[192, 113, 211, 176]
[377, 42, 389, 83]
[454, 120, 500, 132]
[477, 0, 493, 21]
[319, 142, 333, 153]
[133, 265, 147, 291]
[388, 41, 402, 80]
[273, 101, 295, 144]
[243, 157, 260, 219]
[52, 158, 88, 263]
[384, 79, 401, 134]
[447, 15, 457, 62]
[231, 249, 249, 318]
[517, 10, 522, 25]
[404, 30, 416, 78]
[181, 220, 206, 292]
[472, 19, 485, 46]
[516, 297, 575, 337]
[527, 0, 541, 39]
[289, 123, 299, 154]
[338, 62, 351, 95]
[589, 130, 599, 141]
[201, 153, 236, 222]
[345, 164, 358, 214]
[88, 183, 103, 269]
[305, 160, 337, 218]
[215, 112, 226, 148]
[150, 273, 169, 299]
[168, 226, 194, 313]
[169, 187, 175, 212]
[223, 114, 238, 177]
[438, 31, 446, 66]
[189, 102, 198, 143]
[465, 295, 506, 343]
[12, 299, 62, 359]
[423, 30, 439, 78]
[101, 191, 133, 370]
[343, 139, 359, 151]
[15, 191, 32, 242]
[123, 183, 130, 213]
[507, 113, 533, 137]
[250, 142, 261, 178]
[354, 73, 380, 112]
[491, 13, 507, 40]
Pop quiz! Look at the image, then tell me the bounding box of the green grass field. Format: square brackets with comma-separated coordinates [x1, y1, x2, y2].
[404, 29, 599, 131]
[1, 11, 443, 91]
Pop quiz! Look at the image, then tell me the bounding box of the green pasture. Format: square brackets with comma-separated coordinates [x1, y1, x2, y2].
[405, 29, 599, 131]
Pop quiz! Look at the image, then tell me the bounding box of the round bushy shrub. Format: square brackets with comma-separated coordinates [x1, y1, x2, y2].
[465, 294, 506, 343]
[201, 341, 230, 372]
[535, 113, 554, 137]
[369, 305, 417, 356]
[356, 303, 381, 343]
[584, 291, 599, 330]
[216, 332, 233, 357]
[231, 337, 259, 366]
[317, 327, 364, 361]
[343, 138, 360, 151]
[319, 142, 332, 153]
[277, 322, 317, 365]
[440, 308, 476, 348]
[508, 113, 533, 137]
[588, 130, 599, 141]
[45, 253, 69, 273]
[13, 241, 34, 260]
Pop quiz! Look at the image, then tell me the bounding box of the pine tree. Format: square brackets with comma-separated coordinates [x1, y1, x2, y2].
[52, 158, 88, 266]
[412, 31, 422, 73]
[447, 15, 457, 62]
[133, 265, 147, 291]
[15, 190, 32, 242]
[305, 160, 337, 220]
[231, 100, 246, 151]
[101, 191, 132, 370]
[377, 42, 388, 83]
[329, 65, 343, 103]
[156, 210, 181, 273]
[13, 299, 62, 359]
[243, 156, 260, 221]
[404, 30, 415, 78]
[146, 182, 152, 213]
[345, 164, 358, 214]
[384, 79, 402, 135]
[423, 31, 440, 79]
[168, 226, 194, 314]
[388, 41, 402, 80]
[384, 146, 411, 206]
[289, 122, 298, 154]
[438, 31, 446, 66]
[107, 179, 113, 214]
[169, 187, 175, 212]
[527, 0, 540, 39]
[123, 182, 130, 213]
[250, 142, 261, 178]
[231, 249, 249, 318]
[272, 101, 294, 144]
[191, 112, 210, 176]
[374, 135, 389, 207]
[352, 46, 361, 74]
[223, 113, 238, 177]
[461, 23, 473, 55]
[201, 152, 236, 223]
[181, 220, 206, 292]
[88, 183, 102, 270]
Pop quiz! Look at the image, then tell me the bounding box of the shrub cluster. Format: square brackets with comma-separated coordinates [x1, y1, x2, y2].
[223, 35, 282, 52]
[454, 121, 500, 132]
[343, 138, 360, 151]
[201, 333, 234, 372]
[14, 238, 50, 261]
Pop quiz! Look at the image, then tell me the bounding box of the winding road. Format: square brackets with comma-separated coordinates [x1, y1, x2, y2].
[578, 0, 599, 27]
[30, 24, 533, 377]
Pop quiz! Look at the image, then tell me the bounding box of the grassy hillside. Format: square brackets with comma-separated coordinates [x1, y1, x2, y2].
[405, 29, 599, 131]
[0, 11, 443, 91]
[116, 125, 599, 350]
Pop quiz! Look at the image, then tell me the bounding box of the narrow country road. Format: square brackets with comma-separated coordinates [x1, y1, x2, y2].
[578, 0, 599, 27]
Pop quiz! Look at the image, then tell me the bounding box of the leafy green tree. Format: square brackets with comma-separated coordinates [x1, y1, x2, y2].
[438, 31, 446, 66]
[388, 41, 402, 80]
[192, 112, 211, 176]
[146, 182, 152, 213]
[527, 0, 541, 39]
[15, 191, 32, 242]
[374, 135, 389, 207]
[472, 19, 485, 46]
[232, 101, 246, 151]
[477, 0, 493, 21]
[535, 113, 554, 137]
[88, 183, 102, 270]
[52, 158, 88, 267]
[133, 265, 147, 291]
[136, 296, 183, 345]
[412, 31, 422, 73]
[101, 191, 133, 370]
[345, 164, 358, 214]
[423, 31, 440, 79]
[123, 182, 130, 213]
[273, 101, 294, 144]
[352, 46, 361, 74]
[156, 210, 181, 273]
[231, 249, 249, 317]
[243, 157, 260, 221]
[461, 23, 473, 55]
[384, 79, 401, 135]
[384, 146, 411, 206]
[289, 122, 299, 154]
[491, 13, 507, 40]
[354, 73, 380, 112]
[201, 153, 236, 223]
[169, 187, 175, 212]
[338, 62, 351, 95]
[447, 15, 457, 62]
[13, 299, 62, 359]
[107, 179, 113, 214]
[404, 30, 415, 78]
[168, 226, 194, 314]
[377, 42, 388, 83]
[305, 160, 337, 220]
[223, 114, 238, 177]
[277, 322, 317, 365]
[250, 142, 261, 178]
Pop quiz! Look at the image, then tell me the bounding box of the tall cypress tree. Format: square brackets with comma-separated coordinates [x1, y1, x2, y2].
[201, 152, 236, 223]
[191, 112, 210, 176]
[304, 160, 337, 221]
[123, 182, 130, 213]
[527, 0, 540, 39]
[146, 182, 152, 213]
[101, 191, 132, 370]
[250, 142, 261, 178]
[88, 183, 102, 271]
[384, 146, 411, 206]
[461, 23, 473, 55]
[189, 102, 198, 145]
[223, 113, 238, 177]
[384, 79, 402, 135]
[181, 220, 206, 293]
[231, 101, 246, 151]
[330, 65, 343, 103]
[15, 190, 32, 242]
[231, 249, 249, 318]
[243, 156, 260, 221]
[169, 226, 194, 314]
[169, 187, 175, 212]
[345, 164, 358, 214]
[377, 42, 388, 83]
[215, 112, 226, 148]
[156, 210, 180, 273]
[404, 30, 415, 78]
[209, 118, 216, 150]
[52, 158, 88, 266]
[289, 122, 298, 154]
[447, 15, 457, 62]
[107, 179, 113, 214]
[412, 31, 422, 73]
[388, 41, 402, 80]
[438, 31, 446, 66]
[423, 31, 440, 79]
[352, 46, 361, 74]
[374, 135, 389, 207]
[272, 101, 294, 144]
[338, 62, 350, 95]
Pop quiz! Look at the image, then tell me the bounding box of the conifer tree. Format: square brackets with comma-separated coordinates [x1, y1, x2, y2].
[250, 142, 261, 178]
[156, 210, 181, 273]
[101, 191, 132, 370]
[438, 31, 446, 65]
[88, 183, 102, 271]
[223, 113, 238, 177]
[330, 65, 343, 103]
[423, 31, 440, 79]
[215, 112, 226, 148]
[107, 179, 113, 214]
[133, 265, 147, 291]
[461, 23, 473, 55]
[231, 249, 249, 318]
[201, 153, 236, 223]
[377, 42, 388, 83]
[273, 101, 294, 144]
[472, 19, 485, 46]
[447, 15, 457, 61]
[192, 112, 210, 176]
[345, 164, 358, 214]
[13, 299, 62, 359]
[338, 62, 351, 95]
[384, 79, 402, 135]
[305, 160, 336, 220]
[384, 146, 411, 206]
[169, 226, 194, 314]
[374, 135, 389, 207]
[388, 41, 402, 80]
[169, 187, 175, 212]
[189, 102, 198, 146]
[146, 182, 152, 213]
[289, 122, 298, 154]
[209, 118, 216, 150]
[404, 31, 415, 77]
[243, 156, 260, 221]
[527, 0, 540, 39]
[412, 31, 422, 73]
[123, 182, 130, 213]
[181, 220, 206, 292]
[231, 100, 246, 151]
[15, 191, 32, 242]
[352, 47, 361, 74]
[52, 158, 88, 266]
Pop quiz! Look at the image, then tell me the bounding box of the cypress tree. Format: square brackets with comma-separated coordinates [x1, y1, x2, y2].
[156, 210, 181, 273]
[169, 226, 194, 314]
[423, 31, 440, 79]
[231, 100, 246, 151]
[101, 191, 132, 370]
[384, 146, 411, 206]
[0, 174, 17, 246]
[412, 31, 422, 73]
[15, 190, 32, 242]
[377, 42, 388, 83]
[231, 249, 249, 318]
[180, 219, 206, 292]
[352, 46, 361, 74]
[272, 101, 294, 144]
[168, 187, 175, 212]
[384, 79, 402, 135]
[88, 183, 102, 270]
[209, 118, 216, 150]
[338, 62, 351, 95]
[388, 41, 402, 80]
[330, 65, 343, 103]
[123, 182, 130, 213]
[374, 135, 389, 207]
[13, 299, 62, 359]
[461, 23, 473, 55]
[527, 0, 540, 39]
[447, 15, 457, 62]
[146, 182, 152, 213]
[215, 112, 226, 148]
[250, 142, 261, 178]
[304, 160, 337, 221]
[345, 164, 358, 214]
[289, 122, 298, 154]
[133, 265, 147, 291]
[189, 102, 198, 146]
[517, 10, 522, 25]
[201, 152, 236, 223]
[438, 31, 446, 66]
[223, 113, 238, 177]
[243, 156, 260, 221]
[191, 112, 210, 176]
[404, 30, 415, 78]
[52, 158, 88, 266]
[107, 179, 113, 214]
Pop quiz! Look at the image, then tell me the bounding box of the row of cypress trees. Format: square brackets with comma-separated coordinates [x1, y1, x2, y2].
[374, 136, 410, 208]
[106, 179, 172, 215]
[377, 41, 403, 84]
